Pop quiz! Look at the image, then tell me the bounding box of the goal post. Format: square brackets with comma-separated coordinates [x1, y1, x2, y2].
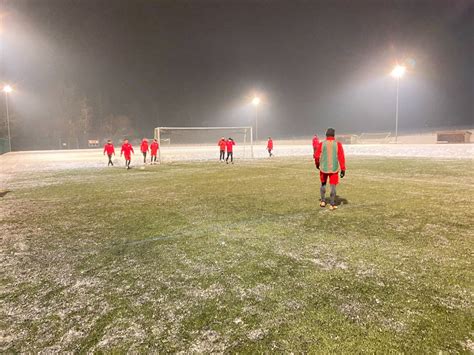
[357, 132, 392, 144]
[154, 126, 254, 163]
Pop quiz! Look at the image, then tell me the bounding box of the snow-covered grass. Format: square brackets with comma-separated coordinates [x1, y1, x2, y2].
[1, 157, 473, 352]
[0, 142, 472, 178]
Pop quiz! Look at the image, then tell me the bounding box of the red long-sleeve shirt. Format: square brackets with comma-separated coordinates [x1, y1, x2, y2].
[103, 143, 115, 155]
[226, 140, 235, 152]
[150, 141, 159, 156]
[218, 139, 227, 151]
[267, 139, 273, 149]
[140, 140, 149, 153]
[121, 143, 134, 160]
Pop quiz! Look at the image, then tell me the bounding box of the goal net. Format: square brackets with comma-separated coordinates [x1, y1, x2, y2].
[357, 132, 392, 144]
[154, 126, 253, 162]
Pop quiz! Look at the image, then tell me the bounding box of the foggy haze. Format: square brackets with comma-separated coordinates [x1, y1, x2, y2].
[1, 0, 473, 150]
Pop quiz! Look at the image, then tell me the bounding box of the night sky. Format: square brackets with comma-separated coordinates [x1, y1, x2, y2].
[2, 0, 473, 140]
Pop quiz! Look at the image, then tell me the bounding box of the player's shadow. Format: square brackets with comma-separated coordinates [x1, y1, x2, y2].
[0, 190, 11, 198]
[334, 195, 349, 206]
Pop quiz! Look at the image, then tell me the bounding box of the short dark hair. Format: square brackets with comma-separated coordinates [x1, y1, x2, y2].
[326, 128, 335, 137]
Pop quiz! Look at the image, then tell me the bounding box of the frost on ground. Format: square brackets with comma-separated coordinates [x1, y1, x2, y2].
[1, 154, 473, 352]
[1, 142, 472, 176]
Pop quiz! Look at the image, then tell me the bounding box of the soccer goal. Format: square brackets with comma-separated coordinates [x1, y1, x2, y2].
[357, 132, 392, 144]
[154, 126, 254, 163]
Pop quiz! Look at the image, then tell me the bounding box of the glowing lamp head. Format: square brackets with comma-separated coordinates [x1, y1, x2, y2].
[3, 85, 13, 93]
[391, 65, 406, 79]
[252, 97, 261, 106]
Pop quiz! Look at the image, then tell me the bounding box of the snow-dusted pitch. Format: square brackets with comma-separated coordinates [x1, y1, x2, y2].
[1, 143, 473, 352]
[1, 142, 472, 176]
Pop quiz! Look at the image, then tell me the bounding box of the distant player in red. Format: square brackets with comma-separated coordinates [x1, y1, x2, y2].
[267, 137, 273, 157]
[121, 139, 134, 169]
[225, 137, 235, 164]
[312, 134, 319, 153]
[140, 138, 149, 163]
[103, 140, 115, 166]
[314, 128, 346, 210]
[150, 139, 159, 164]
[218, 137, 227, 162]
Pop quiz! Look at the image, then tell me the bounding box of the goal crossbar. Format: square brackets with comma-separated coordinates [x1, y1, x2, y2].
[157, 126, 253, 130]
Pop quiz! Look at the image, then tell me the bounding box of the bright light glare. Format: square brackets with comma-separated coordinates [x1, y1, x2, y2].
[252, 97, 260, 106]
[391, 65, 406, 79]
[3, 85, 13, 93]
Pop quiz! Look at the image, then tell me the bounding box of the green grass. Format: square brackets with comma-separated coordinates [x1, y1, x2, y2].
[1, 157, 473, 352]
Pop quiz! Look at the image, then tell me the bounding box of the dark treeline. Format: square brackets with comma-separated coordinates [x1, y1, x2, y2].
[4, 84, 139, 150]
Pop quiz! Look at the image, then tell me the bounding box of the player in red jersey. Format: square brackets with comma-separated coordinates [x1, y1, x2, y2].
[140, 138, 149, 163]
[150, 139, 159, 164]
[314, 128, 346, 210]
[267, 137, 273, 157]
[225, 138, 235, 164]
[121, 139, 135, 169]
[103, 140, 115, 166]
[312, 134, 319, 153]
[218, 137, 227, 162]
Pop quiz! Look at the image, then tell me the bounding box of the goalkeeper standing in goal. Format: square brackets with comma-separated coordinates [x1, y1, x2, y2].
[218, 137, 226, 162]
[121, 139, 134, 169]
[225, 138, 235, 164]
[314, 128, 346, 210]
[140, 138, 149, 163]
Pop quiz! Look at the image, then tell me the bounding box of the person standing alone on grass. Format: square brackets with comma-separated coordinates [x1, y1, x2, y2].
[267, 137, 273, 157]
[121, 139, 134, 169]
[226, 137, 235, 164]
[218, 137, 227, 162]
[150, 139, 159, 164]
[314, 128, 346, 210]
[140, 138, 149, 163]
[103, 140, 115, 166]
[312, 134, 319, 153]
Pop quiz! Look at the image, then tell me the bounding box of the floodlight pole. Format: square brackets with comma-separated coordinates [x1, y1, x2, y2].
[391, 64, 405, 144]
[255, 105, 259, 143]
[4, 91, 12, 152]
[395, 77, 400, 143]
[250, 126, 254, 158]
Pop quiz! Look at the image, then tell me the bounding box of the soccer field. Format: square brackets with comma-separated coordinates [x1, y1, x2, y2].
[1, 156, 473, 352]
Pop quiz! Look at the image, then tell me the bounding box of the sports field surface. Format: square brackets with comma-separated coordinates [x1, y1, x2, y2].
[1, 156, 473, 352]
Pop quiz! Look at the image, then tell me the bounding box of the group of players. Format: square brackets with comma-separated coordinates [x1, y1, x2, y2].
[217, 137, 236, 163]
[103, 138, 160, 169]
[102, 128, 346, 210]
[217, 136, 274, 162]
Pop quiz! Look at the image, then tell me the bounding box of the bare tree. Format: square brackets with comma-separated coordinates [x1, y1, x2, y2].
[78, 97, 94, 147]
